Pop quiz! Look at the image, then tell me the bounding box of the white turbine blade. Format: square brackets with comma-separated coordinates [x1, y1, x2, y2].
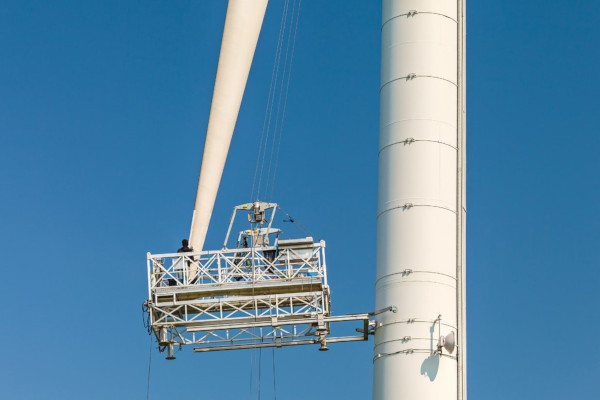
[190, 0, 269, 251]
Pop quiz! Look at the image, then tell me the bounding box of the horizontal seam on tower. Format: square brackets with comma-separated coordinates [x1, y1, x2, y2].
[374, 337, 448, 349]
[380, 74, 457, 92]
[374, 320, 456, 329]
[375, 270, 457, 286]
[381, 11, 458, 31]
[378, 139, 457, 155]
[377, 204, 456, 219]
[376, 279, 456, 289]
[373, 350, 457, 363]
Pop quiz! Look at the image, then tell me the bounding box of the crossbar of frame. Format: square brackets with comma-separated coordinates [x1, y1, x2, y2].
[153, 312, 372, 348]
[193, 335, 368, 352]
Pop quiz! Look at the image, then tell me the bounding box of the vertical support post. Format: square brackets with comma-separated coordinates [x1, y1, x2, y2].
[147, 254, 153, 299]
[320, 241, 328, 286]
[183, 255, 189, 286]
[217, 253, 222, 284]
[374, 1, 466, 400]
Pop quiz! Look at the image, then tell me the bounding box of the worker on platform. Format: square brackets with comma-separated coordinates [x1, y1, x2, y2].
[178, 239, 193, 253]
[177, 239, 196, 284]
[233, 235, 249, 281]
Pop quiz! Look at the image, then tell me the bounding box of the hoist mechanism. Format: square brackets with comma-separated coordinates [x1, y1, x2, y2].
[144, 201, 394, 359]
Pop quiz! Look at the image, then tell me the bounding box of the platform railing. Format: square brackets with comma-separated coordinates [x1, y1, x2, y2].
[147, 240, 327, 291]
[143, 238, 397, 357]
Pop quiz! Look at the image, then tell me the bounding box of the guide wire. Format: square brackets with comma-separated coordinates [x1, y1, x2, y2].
[146, 334, 153, 400]
[249, 348, 255, 400]
[267, 0, 302, 202]
[251, 0, 291, 201]
[279, 206, 316, 240]
[265, 0, 298, 198]
[272, 348, 277, 400]
[249, 222, 261, 400]
[258, 348, 263, 400]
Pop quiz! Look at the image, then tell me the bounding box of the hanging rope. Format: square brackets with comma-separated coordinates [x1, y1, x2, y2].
[279, 206, 316, 239]
[251, 0, 302, 202]
[266, 0, 302, 202]
[272, 348, 277, 400]
[248, 349, 254, 400]
[264, 0, 297, 196]
[146, 334, 153, 400]
[258, 348, 263, 400]
[247, 5, 303, 399]
[251, 0, 291, 201]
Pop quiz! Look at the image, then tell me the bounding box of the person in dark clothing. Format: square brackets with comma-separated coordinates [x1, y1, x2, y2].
[174, 239, 195, 285]
[178, 239, 193, 253]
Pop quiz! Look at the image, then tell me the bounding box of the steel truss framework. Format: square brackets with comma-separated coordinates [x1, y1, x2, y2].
[145, 239, 384, 357]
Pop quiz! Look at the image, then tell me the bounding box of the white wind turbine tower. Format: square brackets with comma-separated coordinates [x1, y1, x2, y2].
[374, 1, 466, 399]
[144, 1, 467, 399]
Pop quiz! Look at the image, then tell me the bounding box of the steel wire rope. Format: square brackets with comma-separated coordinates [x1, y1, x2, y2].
[248, 223, 261, 400]
[146, 334, 153, 400]
[248, 348, 254, 400]
[256, 0, 290, 201]
[258, 347, 263, 400]
[248, 6, 298, 393]
[250, 0, 288, 201]
[278, 206, 316, 240]
[251, 0, 291, 201]
[264, 0, 301, 201]
[272, 348, 277, 400]
[267, 0, 302, 202]
[249, 349, 256, 400]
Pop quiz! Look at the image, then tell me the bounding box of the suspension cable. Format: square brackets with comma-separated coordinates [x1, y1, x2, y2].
[248, 348, 254, 400]
[267, 0, 302, 202]
[258, 348, 263, 400]
[264, 0, 296, 198]
[146, 334, 153, 400]
[278, 206, 315, 239]
[272, 348, 277, 400]
[251, 0, 291, 201]
[251, 0, 302, 202]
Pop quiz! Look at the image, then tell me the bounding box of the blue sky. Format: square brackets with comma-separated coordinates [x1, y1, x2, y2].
[1, 1, 599, 399]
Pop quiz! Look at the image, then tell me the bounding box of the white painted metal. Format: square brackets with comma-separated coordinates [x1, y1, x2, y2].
[189, 0, 269, 252]
[145, 239, 333, 352]
[457, 1, 467, 398]
[375, 1, 466, 399]
[146, 203, 382, 355]
[222, 202, 279, 248]
[145, 241, 377, 354]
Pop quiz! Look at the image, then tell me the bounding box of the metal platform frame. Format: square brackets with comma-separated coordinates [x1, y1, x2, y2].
[143, 203, 394, 359]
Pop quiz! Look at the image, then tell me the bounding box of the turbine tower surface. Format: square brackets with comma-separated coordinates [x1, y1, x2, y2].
[374, 1, 466, 399]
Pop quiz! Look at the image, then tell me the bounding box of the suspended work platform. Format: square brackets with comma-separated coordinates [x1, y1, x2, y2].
[144, 202, 392, 359]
